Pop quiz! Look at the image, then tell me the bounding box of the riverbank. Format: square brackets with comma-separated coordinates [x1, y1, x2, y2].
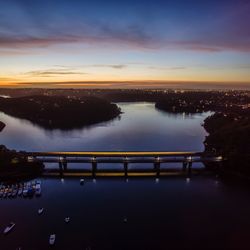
[0, 121, 5, 132]
[0, 95, 121, 130]
[156, 98, 250, 177]
[0, 145, 44, 181]
[203, 112, 250, 176]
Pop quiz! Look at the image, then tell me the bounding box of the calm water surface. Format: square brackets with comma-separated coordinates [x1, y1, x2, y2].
[0, 102, 209, 151]
[0, 103, 249, 250]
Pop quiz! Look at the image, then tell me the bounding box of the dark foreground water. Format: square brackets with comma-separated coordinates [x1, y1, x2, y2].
[1, 177, 250, 250]
[0, 103, 250, 249]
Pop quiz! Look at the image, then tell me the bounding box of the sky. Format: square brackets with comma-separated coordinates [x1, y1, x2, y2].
[0, 0, 250, 89]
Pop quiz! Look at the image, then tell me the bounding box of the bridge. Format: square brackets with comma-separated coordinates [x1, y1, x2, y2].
[25, 151, 223, 178]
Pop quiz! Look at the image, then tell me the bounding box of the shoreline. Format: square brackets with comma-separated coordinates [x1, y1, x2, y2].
[0, 121, 5, 132]
[0, 145, 44, 182]
[0, 95, 121, 130]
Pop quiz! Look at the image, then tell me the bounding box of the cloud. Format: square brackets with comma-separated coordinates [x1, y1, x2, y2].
[0, 0, 250, 54]
[0, 49, 32, 56]
[53, 64, 127, 70]
[0, 77, 19, 82]
[148, 66, 187, 70]
[90, 64, 127, 69]
[1, 31, 250, 54]
[168, 40, 250, 53]
[0, 23, 155, 51]
[24, 69, 87, 77]
[23, 65, 127, 80]
[0, 35, 79, 49]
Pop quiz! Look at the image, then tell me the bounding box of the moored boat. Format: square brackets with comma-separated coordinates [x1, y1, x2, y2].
[65, 217, 70, 223]
[27, 186, 34, 197]
[18, 187, 23, 196]
[23, 186, 28, 197]
[35, 183, 41, 196]
[38, 208, 44, 214]
[3, 222, 15, 234]
[49, 234, 56, 245]
[7, 187, 12, 197]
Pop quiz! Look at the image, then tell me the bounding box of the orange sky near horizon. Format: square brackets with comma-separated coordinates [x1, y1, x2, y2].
[0, 79, 249, 90]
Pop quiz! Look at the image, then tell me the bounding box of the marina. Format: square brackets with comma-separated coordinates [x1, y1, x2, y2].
[0, 180, 42, 199]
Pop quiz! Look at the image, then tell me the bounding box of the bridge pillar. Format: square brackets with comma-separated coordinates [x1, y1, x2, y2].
[63, 162, 67, 171]
[59, 162, 63, 177]
[124, 162, 128, 177]
[182, 162, 188, 172]
[59, 162, 63, 170]
[188, 162, 192, 175]
[92, 157, 97, 178]
[216, 161, 223, 177]
[154, 158, 161, 177]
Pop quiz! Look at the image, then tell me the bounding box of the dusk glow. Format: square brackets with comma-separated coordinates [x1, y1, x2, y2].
[0, 0, 250, 88]
[1, 1, 250, 248]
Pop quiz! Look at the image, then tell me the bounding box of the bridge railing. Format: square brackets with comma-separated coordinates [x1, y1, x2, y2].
[26, 151, 206, 158]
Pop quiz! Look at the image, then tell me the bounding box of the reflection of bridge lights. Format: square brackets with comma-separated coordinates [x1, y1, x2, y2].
[124, 156, 128, 162]
[186, 177, 190, 183]
[59, 157, 64, 162]
[155, 178, 159, 183]
[126, 178, 129, 183]
[60, 178, 64, 183]
[93, 178, 96, 183]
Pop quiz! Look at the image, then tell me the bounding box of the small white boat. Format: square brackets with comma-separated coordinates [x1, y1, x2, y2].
[12, 189, 18, 197]
[18, 188, 23, 196]
[35, 184, 41, 196]
[3, 189, 7, 198]
[7, 188, 12, 197]
[64, 217, 70, 223]
[22, 186, 28, 197]
[49, 234, 56, 245]
[3, 222, 15, 234]
[38, 208, 44, 214]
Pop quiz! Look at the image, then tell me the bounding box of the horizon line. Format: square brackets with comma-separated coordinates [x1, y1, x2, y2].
[0, 80, 250, 90]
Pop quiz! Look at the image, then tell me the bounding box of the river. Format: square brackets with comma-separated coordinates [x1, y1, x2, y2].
[0, 102, 249, 249]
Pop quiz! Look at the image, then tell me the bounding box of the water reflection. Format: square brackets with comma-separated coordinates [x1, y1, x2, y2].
[0, 102, 211, 152]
